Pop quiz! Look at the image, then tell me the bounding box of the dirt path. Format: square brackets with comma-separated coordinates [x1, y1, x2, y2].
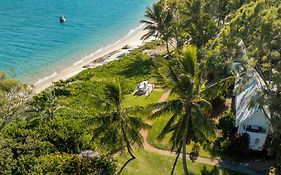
[140, 90, 265, 175]
[158, 89, 170, 102]
[140, 129, 218, 166]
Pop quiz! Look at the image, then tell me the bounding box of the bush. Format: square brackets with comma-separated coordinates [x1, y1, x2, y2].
[231, 133, 250, 156]
[31, 152, 116, 175]
[214, 133, 250, 157]
[210, 95, 226, 115]
[220, 138, 232, 154]
[0, 144, 15, 175]
[217, 112, 237, 138]
[142, 40, 163, 50]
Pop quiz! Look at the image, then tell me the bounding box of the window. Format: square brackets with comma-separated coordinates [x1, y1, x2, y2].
[245, 125, 266, 133]
[255, 138, 260, 145]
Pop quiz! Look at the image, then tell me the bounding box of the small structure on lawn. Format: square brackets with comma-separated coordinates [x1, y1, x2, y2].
[79, 150, 100, 159]
[233, 63, 271, 151]
[134, 81, 154, 96]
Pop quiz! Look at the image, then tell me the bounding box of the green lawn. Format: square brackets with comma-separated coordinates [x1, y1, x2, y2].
[147, 115, 219, 159]
[122, 89, 219, 160]
[123, 90, 164, 108]
[116, 149, 244, 175]
[167, 93, 179, 101]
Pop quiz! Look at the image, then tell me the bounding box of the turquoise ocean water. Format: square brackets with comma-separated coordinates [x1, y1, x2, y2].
[0, 0, 154, 83]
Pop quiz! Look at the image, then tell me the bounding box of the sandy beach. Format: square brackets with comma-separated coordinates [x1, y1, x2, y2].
[33, 25, 148, 93]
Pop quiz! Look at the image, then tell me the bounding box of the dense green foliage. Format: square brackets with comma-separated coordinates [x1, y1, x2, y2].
[150, 45, 233, 174]
[217, 112, 236, 139]
[0, 50, 155, 174]
[86, 79, 149, 174]
[0, 0, 280, 173]
[141, 0, 280, 172]
[206, 0, 280, 78]
[147, 114, 216, 159]
[31, 153, 115, 175]
[0, 71, 31, 130]
[204, 0, 281, 168]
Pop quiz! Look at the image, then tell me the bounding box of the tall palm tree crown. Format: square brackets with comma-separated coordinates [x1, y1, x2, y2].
[182, 0, 218, 47]
[151, 45, 234, 175]
[141, 2, 173, 53]
[87, 79, 148, 174]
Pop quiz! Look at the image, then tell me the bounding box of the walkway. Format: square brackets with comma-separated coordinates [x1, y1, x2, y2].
[140, 90, 265, 175]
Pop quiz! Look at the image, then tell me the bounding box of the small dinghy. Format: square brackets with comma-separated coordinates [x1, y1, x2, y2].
[59, 16, 66, 23]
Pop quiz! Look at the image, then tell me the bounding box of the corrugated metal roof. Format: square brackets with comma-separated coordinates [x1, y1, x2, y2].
[233, 63, 270, 126]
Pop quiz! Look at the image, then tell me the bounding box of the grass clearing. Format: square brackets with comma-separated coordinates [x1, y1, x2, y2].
[147, 115, 219, 159]
[116, 149, 244, 175]
[123, 90, 163, 108]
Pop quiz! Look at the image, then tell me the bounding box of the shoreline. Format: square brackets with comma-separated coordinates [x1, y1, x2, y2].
[33, 24, 148, 93]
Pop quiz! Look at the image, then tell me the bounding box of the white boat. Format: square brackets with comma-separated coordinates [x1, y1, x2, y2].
[59, 16, 66, 23]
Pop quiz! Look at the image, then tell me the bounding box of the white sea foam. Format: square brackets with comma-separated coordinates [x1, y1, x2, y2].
[123, 24, 145, 39]
[80, 24, 145, 64]
[73, 59, 84, 66]
[94, 48, 103, 54]
[34, 24, 146, 90]
[34, 72, 57, 86]
[79, 47, 103, 63]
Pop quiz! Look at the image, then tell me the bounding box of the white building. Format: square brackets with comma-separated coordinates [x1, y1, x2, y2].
[233, 63, 271, 151]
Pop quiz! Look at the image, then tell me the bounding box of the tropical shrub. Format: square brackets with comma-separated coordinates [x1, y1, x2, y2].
[217, 111, 237, 138]
[30, 152, 115, 175]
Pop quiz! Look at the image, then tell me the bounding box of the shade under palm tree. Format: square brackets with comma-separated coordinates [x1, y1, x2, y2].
[150, 45, 234, 175]
[87, 79, 149, 174]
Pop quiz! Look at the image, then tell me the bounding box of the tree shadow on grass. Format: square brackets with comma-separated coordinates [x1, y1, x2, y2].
[189, 166, 243, 175]
[120, 58, 155, 78]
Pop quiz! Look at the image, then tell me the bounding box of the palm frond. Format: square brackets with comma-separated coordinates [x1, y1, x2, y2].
[179, 45, 197, 76]
[191, 103, 215, 137]
[104, 82, 120, 106]
[157, 113, 179, 140]
[157, 62, 182, 91]
[90, 122, 116, 142]
[149, 99, 183, 119]
[169, 122, 182, 150]
[85, 113, 112, 125]
[127, 116, 150, 130]
[170, 114, 188, 150]
[124, 106, 148, 116]
[128, 128, 143, 148]
[200, 76, 235, 100]
[194, 97, 212, 113]
[140, 2, 172, 43]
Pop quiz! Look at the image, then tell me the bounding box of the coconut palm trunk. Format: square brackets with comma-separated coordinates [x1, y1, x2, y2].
[151, 44, 234, 174]
[141, 3, 173, 55]
[170, 146, 182, 175]
[182, 137, 189, 175]
[117, 125, 136, 175]
[88, 79, 148, 175]
[182, 101, 191, 175]
[165, 38, 170, 55]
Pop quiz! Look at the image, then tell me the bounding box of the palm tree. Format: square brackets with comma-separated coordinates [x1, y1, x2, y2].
[87, 79, 149, 175]
[151, 45, 234, 175]
[182, 0, 218, 47]
[141, 2, 173, 54]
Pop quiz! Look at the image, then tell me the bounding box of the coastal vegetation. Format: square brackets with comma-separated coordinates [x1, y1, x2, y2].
[149, 45, 233, 174]
[0, 0, 280, 174]
[86, 79, 149, 175]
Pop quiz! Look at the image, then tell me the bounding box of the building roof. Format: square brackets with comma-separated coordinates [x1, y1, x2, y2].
[233, 63, 270, 126]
